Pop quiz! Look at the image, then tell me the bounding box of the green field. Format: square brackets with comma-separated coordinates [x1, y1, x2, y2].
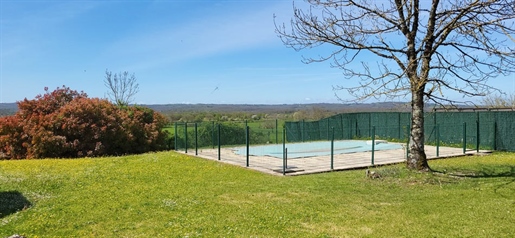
[1, 151, 514, 237]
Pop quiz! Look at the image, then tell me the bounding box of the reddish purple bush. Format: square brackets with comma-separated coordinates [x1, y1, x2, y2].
[0, 86, 168, 159]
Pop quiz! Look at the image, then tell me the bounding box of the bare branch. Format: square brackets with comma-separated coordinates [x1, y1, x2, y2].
[276, 0, 515, 103]
[276, 0, 515, 171]
[104, 69, 140, 106]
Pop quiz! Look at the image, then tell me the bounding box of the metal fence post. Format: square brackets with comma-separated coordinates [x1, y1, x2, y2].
[283, 127, 286, 175]
[195, 123, 198, 156]
[283, 148, 287, 175]
[212, 121, 215, 149]
[463, 122, 467, 154]
[275, 119, 278, 144]
[218, 124, 221, 161]
[331, 127, 335, 170]
[371, 126, 375, 165]
[246, 126, 250, 167]
[185, 123, 188, 153]
[493, 121, 497, 150]
[436, 124, 440, 157]
[476, 119, 480, 153]
[174, 122, 178, 151]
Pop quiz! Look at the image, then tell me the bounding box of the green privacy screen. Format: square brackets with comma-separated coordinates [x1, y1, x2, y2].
[285, 112, 411, 142]
[285, 111, 515, 151]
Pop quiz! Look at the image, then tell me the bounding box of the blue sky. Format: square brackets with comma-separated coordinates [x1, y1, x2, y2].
[1, 0, 513, 104]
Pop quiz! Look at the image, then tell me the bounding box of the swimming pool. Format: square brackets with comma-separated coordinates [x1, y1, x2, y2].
[233, 140, 403, 159]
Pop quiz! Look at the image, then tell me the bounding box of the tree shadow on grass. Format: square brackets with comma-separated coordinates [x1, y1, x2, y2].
[0, 191, 31, 218]
[433, 165, 515, 197]
[433, 165, 515, 179]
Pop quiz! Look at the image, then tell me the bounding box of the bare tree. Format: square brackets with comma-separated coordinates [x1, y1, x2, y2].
[275, 0, 515, 171]
[104, 69, 139, 106]
[481, 93, 515, 108]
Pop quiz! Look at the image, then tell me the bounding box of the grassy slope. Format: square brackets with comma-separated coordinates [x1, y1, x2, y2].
[0, 152, 513, 237]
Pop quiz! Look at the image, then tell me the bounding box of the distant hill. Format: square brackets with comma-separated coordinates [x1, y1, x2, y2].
[0, 103, 17, 110]
[142, 102, 412, 114]
[0, 103, 17, 116]
[0, 102, 412, 116]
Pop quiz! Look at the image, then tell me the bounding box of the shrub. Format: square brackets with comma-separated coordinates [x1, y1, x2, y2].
[0, 86, 169, 159]
[0, 116, 27, 159]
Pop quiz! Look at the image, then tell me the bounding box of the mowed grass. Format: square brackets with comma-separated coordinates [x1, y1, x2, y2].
[0, 152, 514, 237]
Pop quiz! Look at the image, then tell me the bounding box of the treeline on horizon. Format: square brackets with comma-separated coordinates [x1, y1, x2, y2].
[1, 102, 411, 122]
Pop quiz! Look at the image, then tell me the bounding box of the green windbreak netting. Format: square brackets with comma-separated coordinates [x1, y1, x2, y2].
[370, 112, 411, 141]
[174, 112, 515, 152]
[355, 113, 372, 138]
[327, 115, 344, 140]
[491, 111, 515, 151]
[285, 121, 301, 142]
[285, 111, 515, 151]
[305, 120, 321, 141]
[340, 114, 355, 139]
[285, 120, 332, 142]
[478, 112, 496, 149]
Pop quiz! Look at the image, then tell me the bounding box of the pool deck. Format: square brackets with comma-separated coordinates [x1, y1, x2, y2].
[179, 145, 486, 176]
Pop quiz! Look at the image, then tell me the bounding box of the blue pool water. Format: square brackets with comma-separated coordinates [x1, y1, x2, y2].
[233, 140, 403, 159]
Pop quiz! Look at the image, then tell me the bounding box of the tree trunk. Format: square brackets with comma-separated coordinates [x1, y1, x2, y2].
[407, 88, 431, 171]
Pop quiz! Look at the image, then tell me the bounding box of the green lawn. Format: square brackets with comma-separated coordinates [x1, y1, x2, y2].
[1, 151, 514, 237]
